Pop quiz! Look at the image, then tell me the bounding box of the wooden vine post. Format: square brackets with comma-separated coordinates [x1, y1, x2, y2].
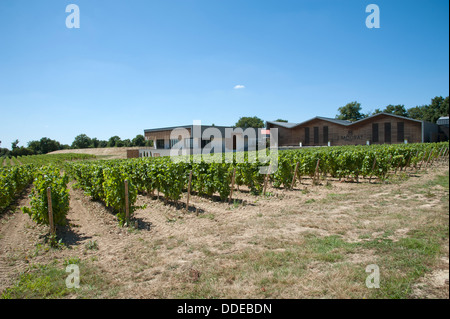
[291, 162, 300, 190]
[124, 180, 130, 224]
[263, 173, 269, 196]
[437, 146, 444, 161]
[432, 147, 443, 165]
[47, 187, 55, 236]
[405, 154, 411, 173]
[425, 150, 433, 168]
[229, 168, 236, 203]
[313, 159, 320, 186]
[186, 170, 193, 213]
[418, 152, 426, 170]
[411, 151, 419, 171]
[369, 157, 377, 184]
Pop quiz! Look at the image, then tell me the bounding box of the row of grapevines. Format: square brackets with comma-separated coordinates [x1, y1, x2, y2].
[66, 161, 138, 225]
[17, 153, 96, 167]
[21, 166, 70, 227]
[66, 142, 448, 212]
[0, 165, 34, 211]
[271, 142, 448, 188]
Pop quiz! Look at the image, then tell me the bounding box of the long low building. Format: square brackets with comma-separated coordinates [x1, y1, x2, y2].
[266, 113, 443, 147]
[132, 113, 445, 158]
[141, 124, 268, 157]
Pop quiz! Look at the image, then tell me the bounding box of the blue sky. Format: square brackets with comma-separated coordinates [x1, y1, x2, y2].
[0, 0, 448, 148]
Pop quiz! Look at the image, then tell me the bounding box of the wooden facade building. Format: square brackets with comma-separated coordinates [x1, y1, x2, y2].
[266, 113, 440, 147]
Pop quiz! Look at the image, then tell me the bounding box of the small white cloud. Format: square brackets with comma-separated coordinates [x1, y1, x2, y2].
[234, 85, 245, 89]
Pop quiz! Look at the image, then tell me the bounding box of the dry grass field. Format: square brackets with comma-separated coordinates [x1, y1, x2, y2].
[49, 147, 143, 159]
[0, 162, 448, 299]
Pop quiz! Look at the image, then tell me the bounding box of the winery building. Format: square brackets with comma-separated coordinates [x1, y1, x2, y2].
[140, 124, 267, 157]
[266, 113, 442, 147]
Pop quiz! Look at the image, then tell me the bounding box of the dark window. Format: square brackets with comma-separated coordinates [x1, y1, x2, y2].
[323, 126, 329, 144]
[184, 138, 193, 148]
[314, 127, 319, 144]
[201, 139, 211, 149]
[397, 122, 404, 142]
[232, 135, 237, 150]
[156, 139, 165, 149]
[372, 124, 379, 143]
[304, 127, 310, 145]
[384, 123, 391, 143]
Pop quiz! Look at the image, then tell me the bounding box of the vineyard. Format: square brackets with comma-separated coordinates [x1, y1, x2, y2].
[0, 142, 449, 299]
[1, 153, 96, 167]
[63, 142, 449, 226]
[1, 142, 448, 230]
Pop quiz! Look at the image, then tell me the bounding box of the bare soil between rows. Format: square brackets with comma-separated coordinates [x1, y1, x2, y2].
[0, 163, 448, 299]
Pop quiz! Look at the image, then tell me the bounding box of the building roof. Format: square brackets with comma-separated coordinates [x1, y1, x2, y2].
[144, 125, 192, 133]
[265, 121, 300, 129]
[145, 113, 428, 134]
[437, 116, 449, 126]
[144, 124, 233, 133]
[312, 117, 352, 126]
[268, 112, 423, 130]
[352, 112, 423, 125]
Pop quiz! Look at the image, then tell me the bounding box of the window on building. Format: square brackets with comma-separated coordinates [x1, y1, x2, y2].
[323, 126, 329, 144]
[304, 127, 310, 145]
[156, 139, 165, 149]
[397, 122, 404, 142]
[170, 139, 179, 148]
[201, 139, 211, 149]
[384, 123, 391, 143]
[184, 138, 193, 149]
[314, 127, 319, 144]
[372, 123, 379, 143]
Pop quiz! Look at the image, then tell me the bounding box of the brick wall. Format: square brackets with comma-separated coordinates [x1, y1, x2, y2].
[269, 114, 424, 146]
[127, 149, 139, 159]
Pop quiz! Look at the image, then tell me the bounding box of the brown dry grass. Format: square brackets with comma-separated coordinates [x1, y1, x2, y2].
[49, 147, 146, 159]
[0, 161, 448, 299]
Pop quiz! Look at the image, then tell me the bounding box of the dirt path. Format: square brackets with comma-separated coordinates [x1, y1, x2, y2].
[0, 188, 38, 291]
[0, 162, 448, 298]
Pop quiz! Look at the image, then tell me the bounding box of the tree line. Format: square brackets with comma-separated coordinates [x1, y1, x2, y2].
[0, 134, 152, 158]
[336, 96, 449, 123]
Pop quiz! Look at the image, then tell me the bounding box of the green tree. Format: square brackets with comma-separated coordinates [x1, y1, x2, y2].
[107, 136, 121, 147]
[11, 146, 34, 157]
[122, 139, 131, 147]
[427, 96, 448, 122]
[72, 134, 92, 149]
[407, 105, 426, 120]
[407, 96, 449, 123]
[0, 148, 10, 157]
[370, 108, 383, 116]
[235, 116, 265, 128]
[275, 119, 288, 123]
[132, 134, 146, 147]
[383, 104, 408, 117]
[27, 137, 61, 154]
[90, 138, 100, 148]
[39, 137, 61, 154]
[27, 140, 41, 154]
[145, 139, 154, 147]
[336, 101, 365, 122]
[11, 139, 19, 151]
